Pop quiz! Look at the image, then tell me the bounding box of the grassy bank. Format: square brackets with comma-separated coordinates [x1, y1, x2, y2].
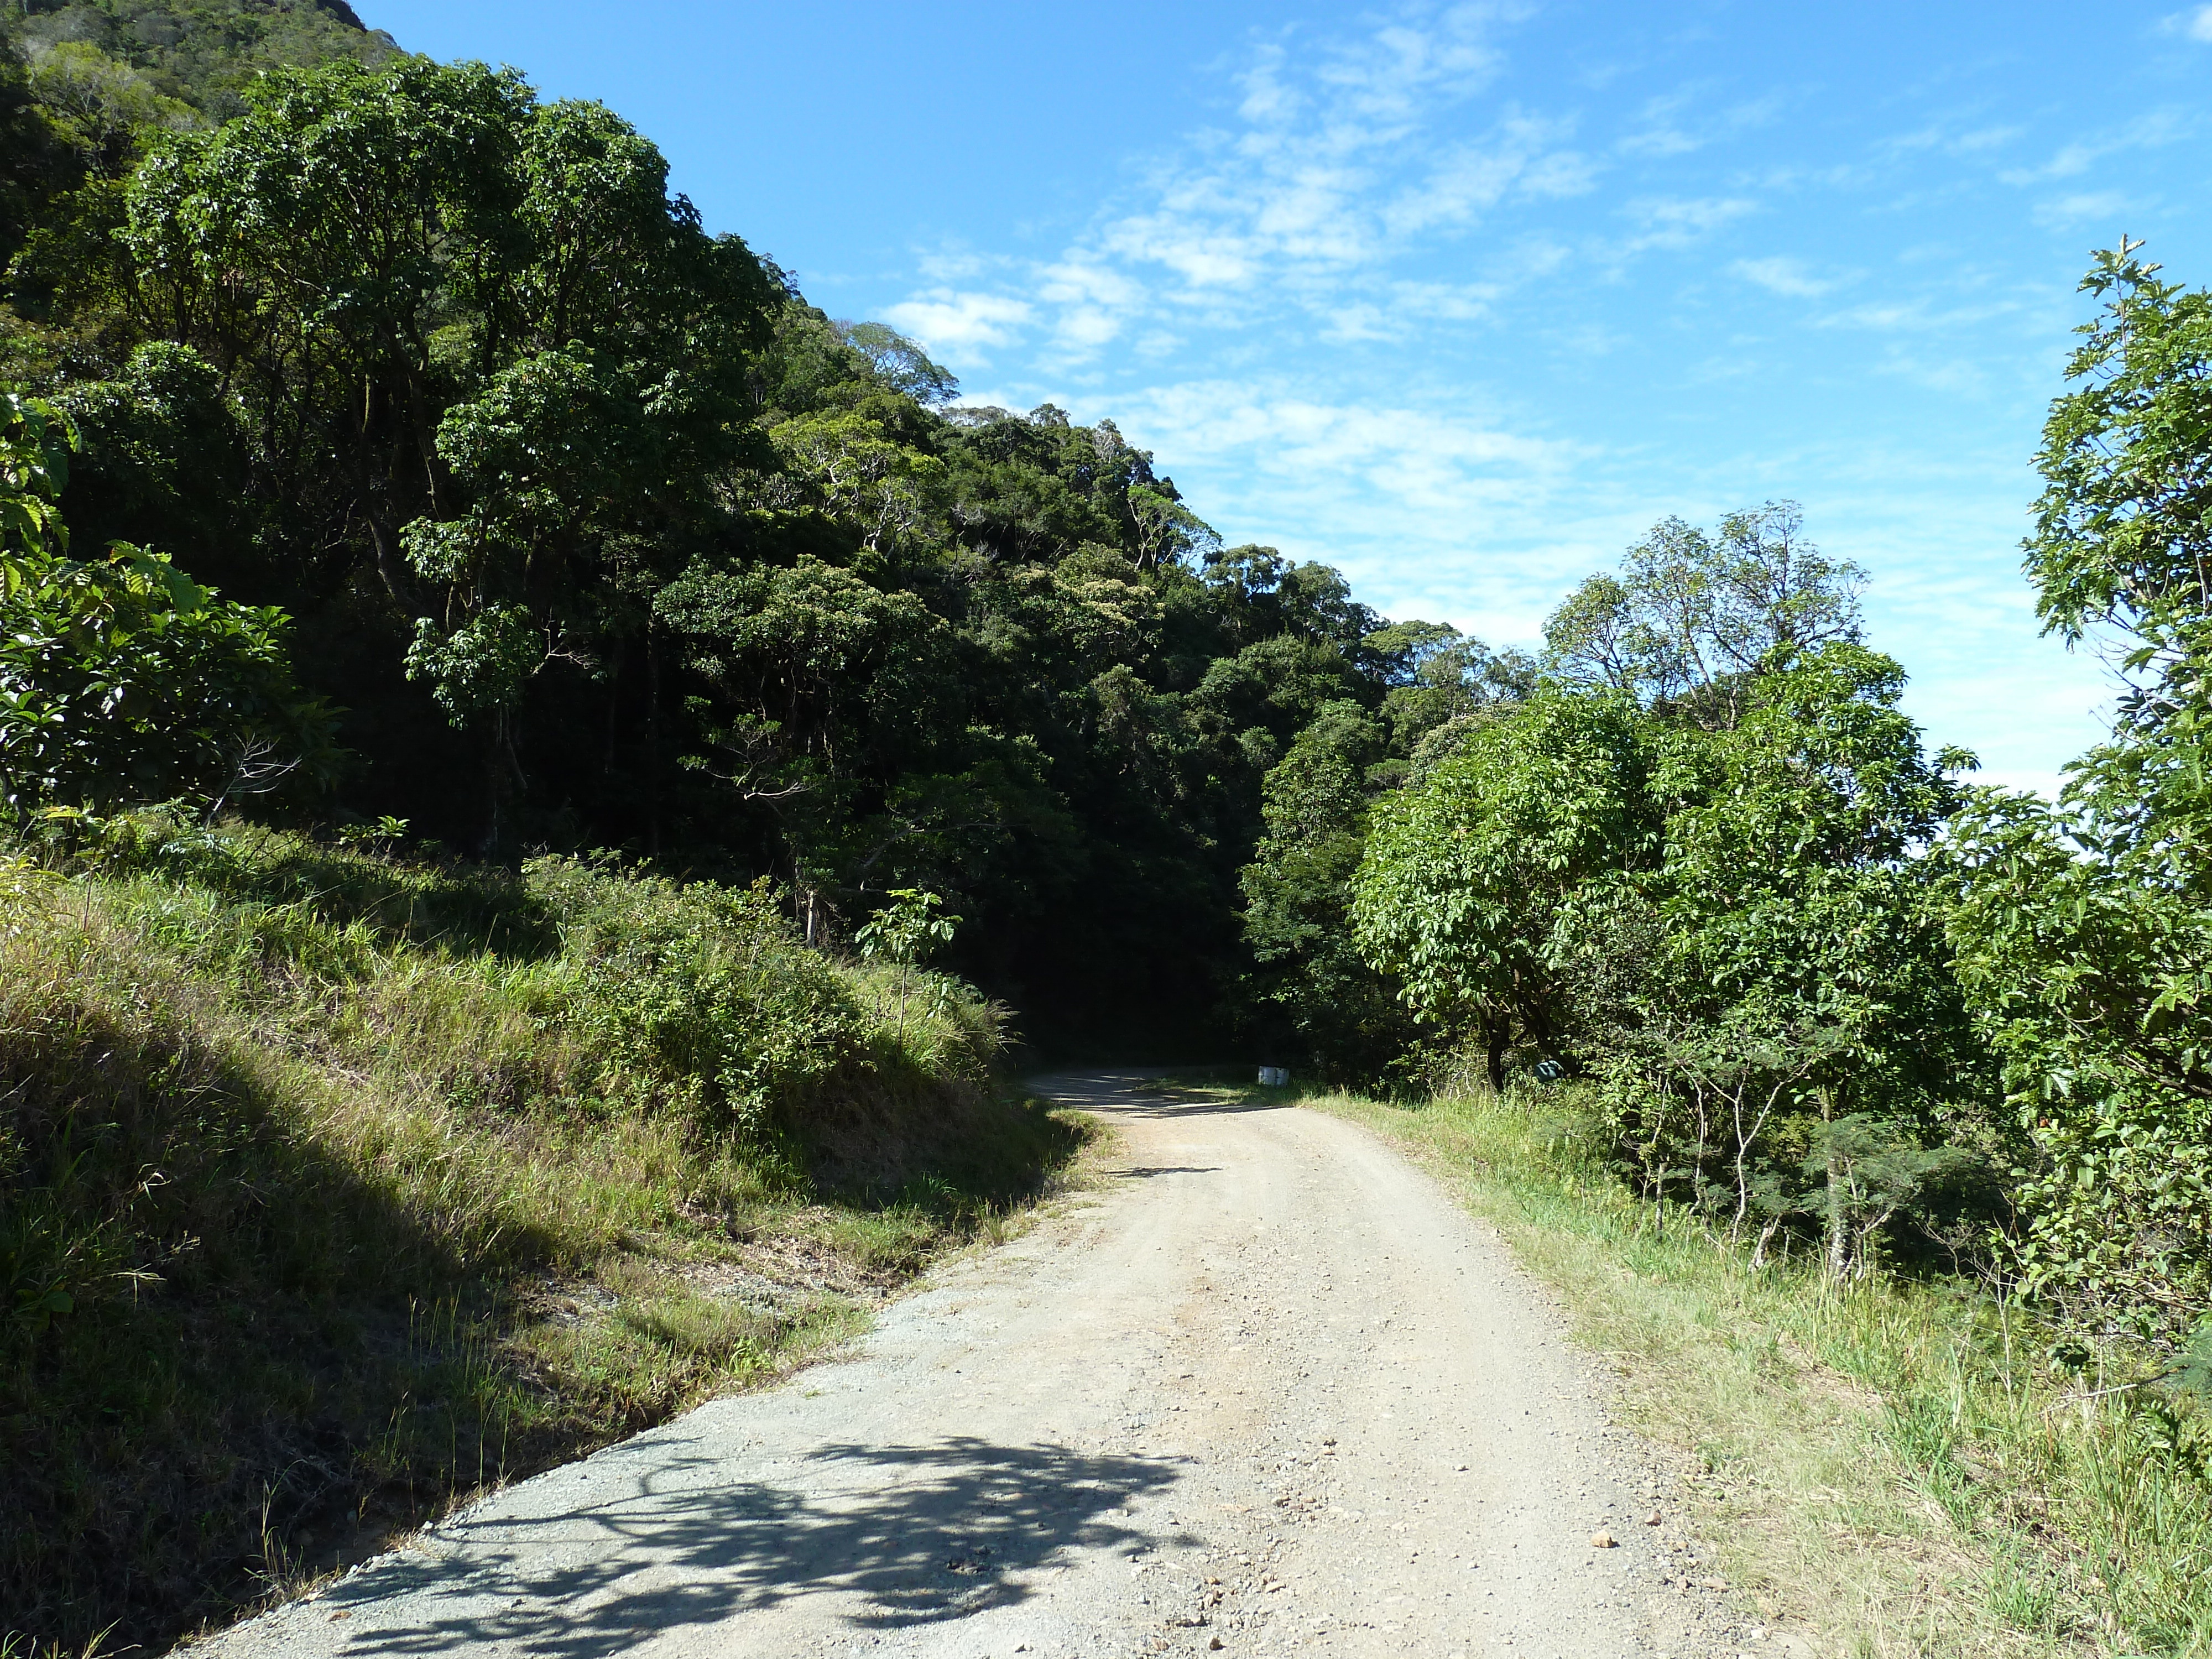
[0, 815, 1084, 1657]
[1235, 1079, 2210, 1658]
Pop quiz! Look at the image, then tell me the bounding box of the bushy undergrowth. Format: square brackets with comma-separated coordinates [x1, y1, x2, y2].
[0, 814, 1081, 1656]
[1299, 1081, 2212, 1658]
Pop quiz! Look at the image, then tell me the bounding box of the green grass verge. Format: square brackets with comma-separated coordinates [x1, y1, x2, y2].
[1, 816, 1087, 1657]
[1219, 1078, 2212, 1658]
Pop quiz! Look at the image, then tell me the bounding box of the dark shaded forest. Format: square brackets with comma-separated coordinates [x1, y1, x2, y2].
[0, 0, 1534, 1058]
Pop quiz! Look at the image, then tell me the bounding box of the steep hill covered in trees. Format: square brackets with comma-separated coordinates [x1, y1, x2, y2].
[0, 14, 1513, 1054]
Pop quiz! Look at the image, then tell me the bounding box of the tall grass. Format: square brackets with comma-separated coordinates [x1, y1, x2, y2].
[1297, 1083, 2212, 1658]
[0, 815, 1083, 1656]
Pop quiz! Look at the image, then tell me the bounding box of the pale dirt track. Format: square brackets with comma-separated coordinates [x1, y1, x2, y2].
[188, 1073, 1757, 1659]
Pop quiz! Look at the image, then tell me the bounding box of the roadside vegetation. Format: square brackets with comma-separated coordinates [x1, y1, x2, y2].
[0, 813, 1083, 1654]
[1242, 242, 2212, 1383]
[1201, 1075, 2211, 1658]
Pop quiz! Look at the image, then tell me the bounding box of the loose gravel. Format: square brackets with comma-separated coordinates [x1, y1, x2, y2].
[185, 1072, 1760, 1658]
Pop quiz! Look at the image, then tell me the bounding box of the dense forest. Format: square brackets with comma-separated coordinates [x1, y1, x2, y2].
[1, 0, 1526, 1057]
[6, 2, 2212, 1651]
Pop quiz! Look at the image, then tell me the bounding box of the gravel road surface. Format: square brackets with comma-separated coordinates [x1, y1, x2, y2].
[187, 1072, 1757, 1658]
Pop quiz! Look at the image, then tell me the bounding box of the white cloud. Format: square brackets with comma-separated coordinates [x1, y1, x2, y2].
[828, 3, 2141, 789]
[2032, 190, 2134, 231]
[1815, 296, 2021, 333]
[880, 290, 1033, 363]
[1731, 255, 1847, 298]
[1874, 121, 2024, 164]
[2162, 6, 2212, 41]
[1384, 112, 1595, 236]
[1618, 87, 1785, 159]
[883, 8, 1607, 362]
[1999, 110, 2190, 184]
[1617, 194, 1759, 253]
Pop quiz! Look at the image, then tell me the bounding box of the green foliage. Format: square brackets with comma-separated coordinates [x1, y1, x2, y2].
[123, 56, 778, 776]
[2025, 237, 2212, 738]
[0, 537, 337, 812]
[1346, 512, 1991, 1276]
[1585, 640, 1990, 1279]
[856, 886, 959, 967]
[836, 319, 958, 405]
[1352, 687, 1661, 1088]
[0, 1, 394, 337]
[0, 817, 1067, 1653]
[1546, 499, 1865, 726]
[0, 391, 336, 815]
[1634, 644, 1983, 1170]
[1239, 699, 1426, 1082]
[0, 29, 1434, 1045]
[1945, 789, 2212, 1347]
[4, 1, 393, 125]
[1932, 241, 2212, 1352]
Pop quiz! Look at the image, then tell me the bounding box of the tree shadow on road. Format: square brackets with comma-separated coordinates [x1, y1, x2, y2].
[1030, 1072, 1290, 1119]
[326, 1436, 1191, 1654]
[1113, 1165, 1223, 1178]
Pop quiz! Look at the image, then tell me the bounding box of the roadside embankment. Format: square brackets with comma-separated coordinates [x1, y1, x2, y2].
[0, 815, 1083, 1657]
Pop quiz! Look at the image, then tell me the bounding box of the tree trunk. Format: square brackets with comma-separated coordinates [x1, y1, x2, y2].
[645, 622, 661, 858]
[478, 711, 524, 860]
[1820, 1087, 1850, 1280]
[1484, 1016, 1508, 1094]
[478, 720, 507, 858]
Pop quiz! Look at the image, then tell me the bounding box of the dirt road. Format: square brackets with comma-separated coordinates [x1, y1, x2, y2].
[190, 1073, 1752, 1658]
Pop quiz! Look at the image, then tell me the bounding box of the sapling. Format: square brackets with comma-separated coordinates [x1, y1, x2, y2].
[855, 888, 961, 1044]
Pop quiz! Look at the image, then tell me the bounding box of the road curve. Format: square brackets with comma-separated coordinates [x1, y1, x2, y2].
[186, 1072, 1743, 1658]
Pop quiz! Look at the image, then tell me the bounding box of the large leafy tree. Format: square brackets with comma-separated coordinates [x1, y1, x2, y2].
[7, 39, 1468, 1049]
[1944, 241, 2212, 1345]
[1547, 500, 1865, 728]
[111, 55, 778, 843]
[1241, 700, 1421, 1082]
[1630, 644, 1984, 1273]
[1351, 688, 1662, 1090]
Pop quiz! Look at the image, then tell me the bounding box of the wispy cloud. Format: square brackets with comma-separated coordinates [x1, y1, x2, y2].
[1618, 86, 1785, 159]
[886, 8, 1610, 370]
[1999, 109, 2191, 183]
[2161, 6, 2212, 42]
[880, 290, 1033, 364]
[1731, 255, 1849, 298]
[1616, 194, 1759, 253]
[1815, 295, 2026, 333]
[2032, 189, 2136, 231]
[860, 2, 2128, 782]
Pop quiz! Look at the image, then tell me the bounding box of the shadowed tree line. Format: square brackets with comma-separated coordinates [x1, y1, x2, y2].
[0, 8, 1513, 1055]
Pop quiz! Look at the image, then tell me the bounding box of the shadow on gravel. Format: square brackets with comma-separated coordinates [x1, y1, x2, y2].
[1114, 1095, 1285, 1118]
[326, 1437, 1190, 1653]
[1032, 1073, 1290, 1119]
[1114, 1165, 1223, 1179]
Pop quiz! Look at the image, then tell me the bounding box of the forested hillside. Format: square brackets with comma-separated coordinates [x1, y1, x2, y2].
[7, 2, 2212, 1653]
[2, 1, 1517, 1056]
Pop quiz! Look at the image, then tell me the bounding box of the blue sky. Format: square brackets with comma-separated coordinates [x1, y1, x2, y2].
[362, 2, 2212, 792]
